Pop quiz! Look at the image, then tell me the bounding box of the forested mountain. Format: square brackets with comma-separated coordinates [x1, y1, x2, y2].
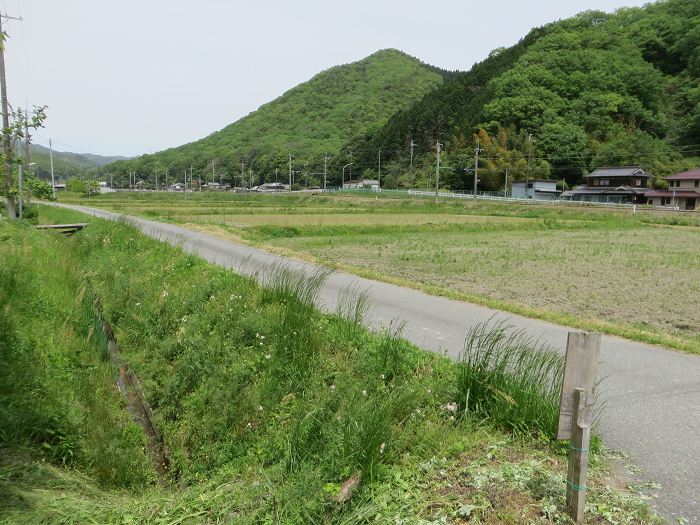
[22, 144, 127, 181]
[350, 0, 700, 190]
[107, 50, 446, 186]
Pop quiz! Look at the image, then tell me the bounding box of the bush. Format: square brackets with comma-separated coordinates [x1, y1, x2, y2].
[21, 205, 39, 223]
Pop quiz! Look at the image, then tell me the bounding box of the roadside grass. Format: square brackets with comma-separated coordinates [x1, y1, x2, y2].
[0, 222, 155, 489]
[456, 321, 565, 437]
[0, 208, 662, 524]
[55, 192, 700, 354]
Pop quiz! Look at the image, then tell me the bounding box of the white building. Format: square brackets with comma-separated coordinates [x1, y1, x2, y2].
[510, 179, 560, 200]
[343, 179, 380, 190]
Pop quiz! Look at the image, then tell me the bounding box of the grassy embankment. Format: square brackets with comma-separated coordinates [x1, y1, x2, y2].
[0, 206, 661, 524]
[58, 191, 700, 354]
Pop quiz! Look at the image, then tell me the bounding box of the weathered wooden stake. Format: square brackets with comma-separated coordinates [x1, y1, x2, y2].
[558, 332, 601, 523]
[566, 388, 591, 522]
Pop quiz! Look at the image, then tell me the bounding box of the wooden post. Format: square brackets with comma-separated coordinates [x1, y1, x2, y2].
[566, 388, 591, 522]
[557, 332, 600, 523]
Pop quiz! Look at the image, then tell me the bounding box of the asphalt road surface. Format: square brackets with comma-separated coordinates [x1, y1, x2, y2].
[56, 203, 699, 522]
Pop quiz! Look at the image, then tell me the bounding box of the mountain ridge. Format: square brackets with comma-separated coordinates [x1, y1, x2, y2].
[106, 49, 445, 184]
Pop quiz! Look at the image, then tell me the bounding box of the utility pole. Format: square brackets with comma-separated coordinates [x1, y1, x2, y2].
[473, 140, 483, 199]
[240, 161, 245, 189]
[526, 133, 533, 199]
[323, 153, 328, 192]
[435, 141, 442, 205]
[17, 164, 22, 218]
[348, 151, 353, 181]
[0, 13, 21, 218]
[24, 108, 31, 169]
[504, 168, 509, 197]
[275, 167, 279, 183]
[211, 159, 216, 187]
[410, 139, 415, 169]
[378, 149, 381, 188]
[165, 168, 169, 189]
[288, 152, 292, 192]
[49, 138, 56, 200]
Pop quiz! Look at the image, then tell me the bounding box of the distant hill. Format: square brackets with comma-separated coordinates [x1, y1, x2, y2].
[107, 49, 446, 184]
[23, 144, 128, 180]
[350, 0, 700, 189]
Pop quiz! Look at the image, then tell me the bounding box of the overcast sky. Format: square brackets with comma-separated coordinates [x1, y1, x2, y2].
[5, 0, 648, 157]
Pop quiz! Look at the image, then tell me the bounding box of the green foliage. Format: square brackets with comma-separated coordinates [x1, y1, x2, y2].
[65, 178, 100, 195]
[25, 143, 127, 182]
[25, 177, 53, 200]
[0, 223, 154, 488]
[66, 177, 86, 193]
[107, 50, 445, 187]
[351, 0, 700, 187]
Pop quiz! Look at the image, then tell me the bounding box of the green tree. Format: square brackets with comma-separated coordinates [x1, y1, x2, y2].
[1, 105, 48, 218]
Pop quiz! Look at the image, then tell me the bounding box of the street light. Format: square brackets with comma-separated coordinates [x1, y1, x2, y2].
[342, 163, 353, 188]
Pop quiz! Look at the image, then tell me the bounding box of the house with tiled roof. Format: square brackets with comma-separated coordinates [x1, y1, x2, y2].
[561, 166, 650, 204]
[645, 168, 700, 210]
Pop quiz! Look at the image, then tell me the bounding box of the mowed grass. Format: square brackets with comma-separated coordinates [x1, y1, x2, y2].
[59, 191, 700, 353]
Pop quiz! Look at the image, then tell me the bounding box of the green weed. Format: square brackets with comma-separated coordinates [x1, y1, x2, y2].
[456, 320, 564, 437]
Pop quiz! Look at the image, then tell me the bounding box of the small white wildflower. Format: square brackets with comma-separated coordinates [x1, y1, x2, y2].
[258, 405, 264, 412]
[161, 290, 168, 298]
[362, 390, 367, 396]
[330, 384, 336, 391]
[135, 302, 141, 307]
[265, 354, 271, 359]
[449, 416, 455, 421]
[246, 422, 252, 428]
[379, 442, 386, 454]
[443, 402, 458, 413]
[380, 374, 385, 380]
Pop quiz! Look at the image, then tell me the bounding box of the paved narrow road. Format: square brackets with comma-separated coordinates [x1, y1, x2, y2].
[58, 203, 699, 522]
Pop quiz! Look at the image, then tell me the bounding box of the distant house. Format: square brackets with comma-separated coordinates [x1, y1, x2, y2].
[252, 182, 289, 192]
[168, 183, 183, 191]
[645, 168, 700, 210]
[343, 179, 380, 190]
[510, 179, 560, 200]
[203, 182, 221, 191]
[53, 183, 66, 192]
[99, 181, 116, 194]
[562, 166, 650, 204]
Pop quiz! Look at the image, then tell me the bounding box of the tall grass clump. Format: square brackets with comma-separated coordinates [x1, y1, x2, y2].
[334, 284, 371, 341]
[456, 320, 564, 437]
[260, 263, 329, 396]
